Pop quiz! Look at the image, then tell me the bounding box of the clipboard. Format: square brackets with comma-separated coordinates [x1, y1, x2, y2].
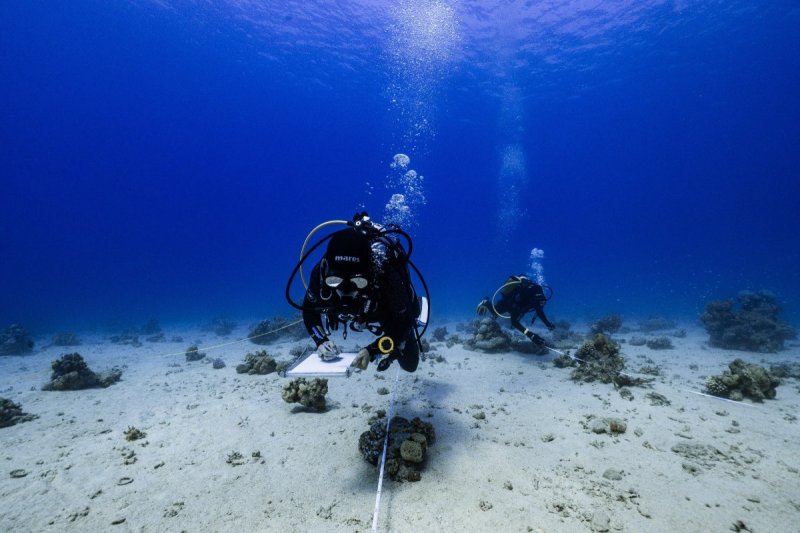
[281, 352, 358, 378]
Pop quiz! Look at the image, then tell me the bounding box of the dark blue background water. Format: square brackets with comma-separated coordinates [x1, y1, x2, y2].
[1, 1, 798, 331]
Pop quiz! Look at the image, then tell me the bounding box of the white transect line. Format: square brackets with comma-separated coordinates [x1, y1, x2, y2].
[682, 388, 760, 408]
[547, 346, 635, 378]
[371, 364, 401, 533]
[145, 319, 305, 359]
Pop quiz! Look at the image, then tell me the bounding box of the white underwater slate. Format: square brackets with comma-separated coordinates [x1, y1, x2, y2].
[283, 351, 357, 377]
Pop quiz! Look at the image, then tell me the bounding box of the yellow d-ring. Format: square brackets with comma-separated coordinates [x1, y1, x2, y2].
[378, 336, 394, 354]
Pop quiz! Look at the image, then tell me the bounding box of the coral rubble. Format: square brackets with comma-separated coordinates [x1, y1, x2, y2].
[550, 321, 584, 350]
[0, 324, 34, 356]
[235, 350, 278, 374]
[704, 359, 780, 402]
[464, 318, 553, 354]
[589, 417, 627, 435]
[769, 362, 800, 380]
[42, 353, 122, 391]
[1, 398, 38, 428]
[645, 392, 671, 406]
[282, 378, 328, 410]
[53, 332, 81, 346]
[628, 336, 647, 346]
[185, 345, 206, 362]
[110, 332, 141, 347]
[700, 290, 795, 352]
[124, 426, 146, 441]
[589, 314, 623, 336]
[464, 318, 511, 353]
[248, 321, 273, 345]
[249, 316, 306, 345]
[431, 327, 448, 342]
[204, 317, 237, 337]
[645, 336, 673, 350]
[445, 334, 462, 348]
[358, 414, 435, 482]
[226, 451, 246, 466]
[555, 334, 649, 388]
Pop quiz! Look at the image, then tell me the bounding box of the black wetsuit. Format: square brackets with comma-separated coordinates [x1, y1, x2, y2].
[302, 243, 420, 373]
[494, 278, 555, 343]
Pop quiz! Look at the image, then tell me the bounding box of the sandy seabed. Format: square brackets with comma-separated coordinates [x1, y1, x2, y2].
[1, 322, 799, 533]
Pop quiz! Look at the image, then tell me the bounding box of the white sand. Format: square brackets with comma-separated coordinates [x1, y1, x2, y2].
[1, 323, 799, 532]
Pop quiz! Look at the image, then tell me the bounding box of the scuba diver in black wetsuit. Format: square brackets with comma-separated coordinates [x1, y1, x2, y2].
[476, 275, 555, 352]
[286, 212, 429, 373]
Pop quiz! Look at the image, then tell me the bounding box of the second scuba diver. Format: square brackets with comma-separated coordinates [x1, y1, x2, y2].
[287, 212, 426, 373]
[476, 275, 555, 353]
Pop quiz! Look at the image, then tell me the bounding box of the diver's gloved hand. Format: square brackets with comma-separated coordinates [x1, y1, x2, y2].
[526, 332, 549, 355]
[476, 298, 491, 316]
[376, 354, 395, 372]
[546, 323, 556, 331]
[317, 340, 341, 361]
[526, 330, 545, 345]
[530, 333, 545, 345]
[352, 348, 372, 370]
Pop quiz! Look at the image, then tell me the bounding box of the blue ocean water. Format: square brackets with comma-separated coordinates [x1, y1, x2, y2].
[1, 0, 798, 332]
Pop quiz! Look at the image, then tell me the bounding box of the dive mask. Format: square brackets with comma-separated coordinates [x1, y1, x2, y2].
[325, 275, 369, 290]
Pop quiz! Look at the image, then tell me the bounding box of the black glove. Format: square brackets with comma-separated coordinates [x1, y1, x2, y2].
[546, 323, 556, 331]
[525, 332, 549, 355]
[376, 354, 395, 372]
[476, 298, 491, 316]
[525, 330, 545, 345]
